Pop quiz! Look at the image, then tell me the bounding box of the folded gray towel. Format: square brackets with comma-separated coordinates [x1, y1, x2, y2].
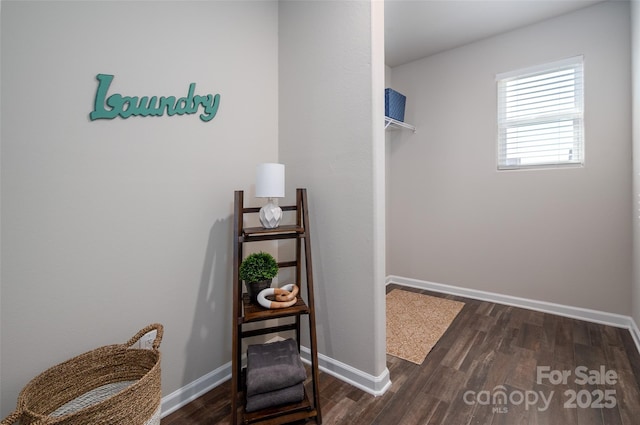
[245, 382, 304, 412]
[246, 338, 307, 396]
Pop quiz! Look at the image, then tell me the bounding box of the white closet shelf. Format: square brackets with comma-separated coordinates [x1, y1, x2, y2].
[385, 116, 416, 132]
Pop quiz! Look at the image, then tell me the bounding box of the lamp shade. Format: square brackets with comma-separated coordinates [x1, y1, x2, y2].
[256, 163, 285, 198]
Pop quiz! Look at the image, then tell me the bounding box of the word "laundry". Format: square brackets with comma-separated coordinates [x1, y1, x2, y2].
[90, 74, 220, 122]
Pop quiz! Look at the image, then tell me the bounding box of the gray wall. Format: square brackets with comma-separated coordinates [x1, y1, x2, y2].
[278, 0, 388, 379]
[633, 0, 640, 326]
[1, 0, 279, 415]
[0, 0, 387, 416]
[388, 1, 633, 315]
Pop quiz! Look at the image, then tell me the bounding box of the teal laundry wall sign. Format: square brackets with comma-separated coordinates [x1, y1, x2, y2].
[90, 74, 221, 122]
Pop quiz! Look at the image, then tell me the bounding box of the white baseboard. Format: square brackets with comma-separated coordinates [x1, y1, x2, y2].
[268, 335, 390, 395]
[160, 345, 391, 417]
[267, 336, 390, 395]
[300, 346, 391, 396]
[160, 361, 231, 417]
[162, 276, 640, 417]
[629, 319, 640, 355]
[387, 275, 640, 355]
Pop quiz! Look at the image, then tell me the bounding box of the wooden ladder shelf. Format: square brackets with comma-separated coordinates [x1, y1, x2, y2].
[231, 188, 322, 424]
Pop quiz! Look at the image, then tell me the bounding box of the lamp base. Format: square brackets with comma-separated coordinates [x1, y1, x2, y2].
[259, 199, 282, 229]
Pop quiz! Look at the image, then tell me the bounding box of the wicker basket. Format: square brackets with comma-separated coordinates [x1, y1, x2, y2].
[1, 323, 163, 425]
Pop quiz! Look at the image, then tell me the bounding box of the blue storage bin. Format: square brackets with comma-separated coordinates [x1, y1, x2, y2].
[385, 88, 406, 122]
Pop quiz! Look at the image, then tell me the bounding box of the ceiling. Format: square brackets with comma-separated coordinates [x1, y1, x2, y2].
[384, 0, 608, 67]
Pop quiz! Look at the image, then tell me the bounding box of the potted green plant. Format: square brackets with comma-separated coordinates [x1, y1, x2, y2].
[239, 251, 279, 304]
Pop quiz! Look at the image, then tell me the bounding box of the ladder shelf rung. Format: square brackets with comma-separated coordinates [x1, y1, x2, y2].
[243, 225, 303, 235]
[240, 322, 298, 338]
[242, 205, 298, 214]
[241, 294, 309, 323]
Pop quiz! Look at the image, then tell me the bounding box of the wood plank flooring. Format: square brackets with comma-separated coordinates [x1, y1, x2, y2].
[161, 284, 640, 424]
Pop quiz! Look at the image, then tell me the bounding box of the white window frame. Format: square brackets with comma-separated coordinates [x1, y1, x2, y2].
[496, 56, 584, 170]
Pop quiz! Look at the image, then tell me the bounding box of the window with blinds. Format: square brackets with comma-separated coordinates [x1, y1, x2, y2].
[497, 56, 584, 170]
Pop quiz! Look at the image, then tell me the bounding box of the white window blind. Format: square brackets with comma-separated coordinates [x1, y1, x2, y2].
[497, 56, 584, 170]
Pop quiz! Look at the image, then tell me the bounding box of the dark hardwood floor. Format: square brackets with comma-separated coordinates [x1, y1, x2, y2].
[161, 284, 640, 424]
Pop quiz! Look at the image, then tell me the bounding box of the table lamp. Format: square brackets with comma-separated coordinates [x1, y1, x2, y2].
[256, 163, 285, 229]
